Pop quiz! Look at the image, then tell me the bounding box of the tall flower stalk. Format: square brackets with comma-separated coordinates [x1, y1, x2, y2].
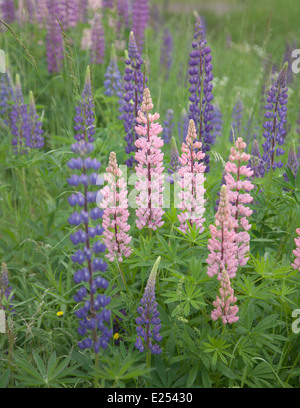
[207, 185, 238, 279]
[25, 91, 44, 149]
[207, 185, 239, 324]
[10, 74, 28, 154]
[262, 62, 288, 172]
[103, 45, 123, 98]
[135, 256, 162, 355]
[0, 70, 13, 125]
[177, 119, 206, 234]
[91, 13, 105, 65]
[225, 137, 254, 268]
[100, 152, 132, 263]
[45, 1, 64, 73]
[211, 269, 239, 324]
[131, 0, 149, 53]
[120, 31, 147, 167]
[68, 67, 112, 353]
[188, 17, 214, 172]
[135, 87, 165, 231]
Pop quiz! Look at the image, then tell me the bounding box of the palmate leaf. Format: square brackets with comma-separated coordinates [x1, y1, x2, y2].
[13, 351, 80, 388]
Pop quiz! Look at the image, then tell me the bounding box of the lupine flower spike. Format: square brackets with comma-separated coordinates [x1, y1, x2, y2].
[211, 269, 239, 324]
[188, 17, 214, 172]
[10, 74, 28, 154]
[135, 88, 165, 230]
[262, 62, 288, 172]
[25, 91, 44, 149]
[207, 185, 238, 279]
[0, 68, 13, 126]
[104, 45, 123, 98]
[68, 66, 112, 353]
[177, 119, 206, 234]
[225, 137, 254, 268]
[284, 142, 299, 182]
[135, 256, 162, 355]
[45, 1, 64, 73]
[91, 13, 105, 65]
[0, 263, 14, 311]
[100, 152, 132, 262]
[292, 228, 300, 271]
[131, 0, 149, 53]
[120, 31, 147, 167]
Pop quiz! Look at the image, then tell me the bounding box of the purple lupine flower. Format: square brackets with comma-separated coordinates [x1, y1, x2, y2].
[177, 109, 189, 143]
[117, 0, 129, 34]
[102, 0, 114, 8]
[284, 142, 299, 182]
[45, 1, 64, 73]
[24, 91, 44, 149]
[0, 71, 13, 125]
[1, 0, 15, 23]
[160, 28, 173, 80]
[167, 136, 181, 184]
[162, 109, 174, 144]
[135, 257, 162, 355]
[188, 17, 214, 172]
[131, 0, 149, 53]
[262, 62, 288, 172]
[249, 139, 264, 178]
[91, 13, 105, 65]
[120, 31, 147, 167]
[78, 0, 88, 22]
[74, 67, 95, 143]
[230, 99, 243, 142]
[64, 0, 80, 28]
[69, 67, 112, 353]
[0, 263, 14, 311]
[211, 103, 223, 144]
[104, 45, 123, 98]
[10, 74, 29, 154]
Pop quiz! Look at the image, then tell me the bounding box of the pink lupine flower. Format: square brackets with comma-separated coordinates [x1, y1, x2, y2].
[135, 88, 165, 231]
[292, 228, 300, 271]
[211, 269, 239, 325]
[207, 185, 238, 279]
[100, 152, 132, 262]
[177, 119, 206, 234]
[225, 137, 254, 268]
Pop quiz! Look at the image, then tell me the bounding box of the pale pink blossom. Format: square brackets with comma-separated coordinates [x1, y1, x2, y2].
[207, 185, 238, 279]
[134, 88, 165, 231]
[177, 119, 206, 234]
[225, 137, 254, 267]
[211, 269, 239, 324]
[100, 152, 132, 262]
[292, 228, 300, 271]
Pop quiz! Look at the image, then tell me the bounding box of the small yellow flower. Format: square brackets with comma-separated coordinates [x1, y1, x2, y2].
[57, 311, 64, 316]
[113, 333, 120, 340]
